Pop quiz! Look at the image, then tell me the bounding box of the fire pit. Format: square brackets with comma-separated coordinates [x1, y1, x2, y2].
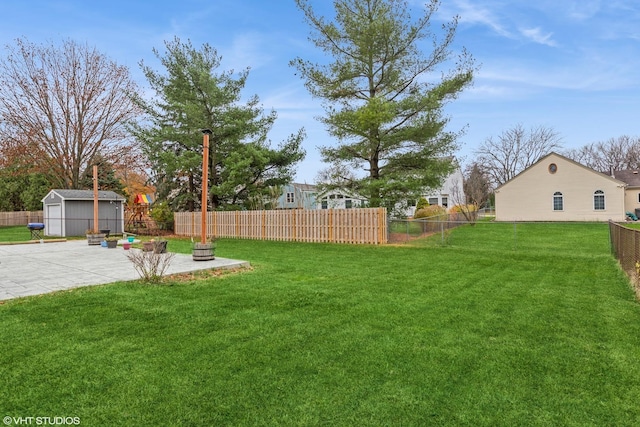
[27, 222, 45, 240]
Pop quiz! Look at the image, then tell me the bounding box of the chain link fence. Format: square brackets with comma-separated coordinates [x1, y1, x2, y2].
[388, 211, 478, 244]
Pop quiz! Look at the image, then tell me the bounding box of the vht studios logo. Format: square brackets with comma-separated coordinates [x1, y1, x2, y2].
[3, 416, 80, 425]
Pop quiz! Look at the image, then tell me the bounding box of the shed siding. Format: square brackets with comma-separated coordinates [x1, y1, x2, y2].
[64, 201, 123, 236]
[496, 153, 626, 222]
[42, 190, 126, 237]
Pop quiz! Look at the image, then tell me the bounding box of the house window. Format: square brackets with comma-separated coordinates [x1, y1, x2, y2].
[637, 193, 640, 203]
[553, 192, 563, 211]
[428, 197, 438, 205]
[321, 199, 328, 209]
[594, 190, 605, 210]
[345, 199, 352, 209]
[286, 192, 295, 204]
[442, 197, 448, 208]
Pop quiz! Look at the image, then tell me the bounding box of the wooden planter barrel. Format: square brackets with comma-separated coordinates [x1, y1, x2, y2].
[192, 242, 215, 261]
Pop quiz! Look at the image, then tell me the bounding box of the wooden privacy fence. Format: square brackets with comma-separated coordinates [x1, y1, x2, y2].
[0, 211, 44, 226]
[175, 208, 388, 244]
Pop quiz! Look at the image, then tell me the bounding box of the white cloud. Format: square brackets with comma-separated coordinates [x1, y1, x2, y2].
[221, 32, 273, 72]
[476, 57, 639, 93]
[261, 83, 317, 111]
[520, 27, 557, 47]
[445, 0, 512, 38]
[565, 0, 602, 20]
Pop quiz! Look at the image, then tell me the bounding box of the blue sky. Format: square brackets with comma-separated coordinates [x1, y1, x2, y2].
[1, 0, 639, 183]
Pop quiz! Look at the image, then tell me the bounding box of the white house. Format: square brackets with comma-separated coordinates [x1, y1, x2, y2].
[495, 152, 627, 222]
[403, 167, 465, 217]
[316, 189, 367, 209]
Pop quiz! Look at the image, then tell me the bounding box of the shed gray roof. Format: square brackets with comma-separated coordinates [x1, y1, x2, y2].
[44, 189, 126, 201]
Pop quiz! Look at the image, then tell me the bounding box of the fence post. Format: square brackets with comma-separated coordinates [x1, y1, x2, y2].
[292, 210, 297, 242]
[328, 209, 334, 243]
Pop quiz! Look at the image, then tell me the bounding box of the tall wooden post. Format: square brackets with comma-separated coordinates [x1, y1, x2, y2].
[201, 130, 211, 244]
[93, 164, 99, 233]
[193, 129, 216, 261]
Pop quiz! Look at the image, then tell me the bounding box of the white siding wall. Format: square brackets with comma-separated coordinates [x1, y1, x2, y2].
[405, 168, 465, 217]
[624, 187, 640, 216]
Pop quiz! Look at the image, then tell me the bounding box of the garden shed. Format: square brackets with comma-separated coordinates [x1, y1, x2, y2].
[41, 189, 126, 237]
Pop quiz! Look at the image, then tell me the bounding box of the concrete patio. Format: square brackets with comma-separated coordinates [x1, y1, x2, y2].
[0, 240, 249, 301]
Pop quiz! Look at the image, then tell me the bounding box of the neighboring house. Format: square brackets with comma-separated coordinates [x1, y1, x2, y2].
[42, 189, 126, 237]
[276, 170, 463, 213]
[316, 189, 367, 210]
[612, 169, 640, 217]
[495, 152, 627, 222]
[274, 183, 368, 210]
[404, 167, 465, 217]
[275, 183, 318, 209]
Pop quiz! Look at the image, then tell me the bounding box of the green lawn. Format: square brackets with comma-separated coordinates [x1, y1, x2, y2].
[1, 223, 640, 426]
[0, 225, 54, 242]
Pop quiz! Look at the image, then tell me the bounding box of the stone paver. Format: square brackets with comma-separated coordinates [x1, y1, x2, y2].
[0, 240, 249, 301]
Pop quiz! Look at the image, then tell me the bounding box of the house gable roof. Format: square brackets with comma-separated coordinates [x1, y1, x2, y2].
[42, 189, 126, 202]
[317, 188, 367, 200]
[289, 183, 317, 193]
[495, 152, 627, 191]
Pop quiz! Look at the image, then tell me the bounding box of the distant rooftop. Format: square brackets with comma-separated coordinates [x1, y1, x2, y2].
[49, 189, 126, 200]
[613, 170, 640, 187]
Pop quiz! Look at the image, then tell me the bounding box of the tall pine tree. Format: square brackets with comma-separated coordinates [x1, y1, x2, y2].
[291, 0, 475, 212]
[131, 37, 305, 211]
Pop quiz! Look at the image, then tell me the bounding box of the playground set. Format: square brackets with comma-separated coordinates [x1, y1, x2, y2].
[125, 194, 162, 235]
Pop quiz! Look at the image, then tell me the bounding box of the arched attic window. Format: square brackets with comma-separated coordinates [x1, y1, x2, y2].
[594, 190, 605, 210]
[553, 192, 563, 211]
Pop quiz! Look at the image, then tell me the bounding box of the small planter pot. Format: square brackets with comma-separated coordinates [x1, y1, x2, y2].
[127, 236, 135, 243]
[100, 241, 108, 248]
[142, 241, 154, 252]
[106, 240, 117, 249]
[123, 242, 131, 250]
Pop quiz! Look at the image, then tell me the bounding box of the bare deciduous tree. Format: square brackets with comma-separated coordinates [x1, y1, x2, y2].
[563, 135, 640, 172]
[0, 38, 140, 189]
[448, 164, 491, 225]
[474, 124, 563, 186]
[463, 163, 491, 209]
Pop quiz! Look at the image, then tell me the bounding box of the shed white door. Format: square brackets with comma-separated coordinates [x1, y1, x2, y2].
[46, 204, 62, 236]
